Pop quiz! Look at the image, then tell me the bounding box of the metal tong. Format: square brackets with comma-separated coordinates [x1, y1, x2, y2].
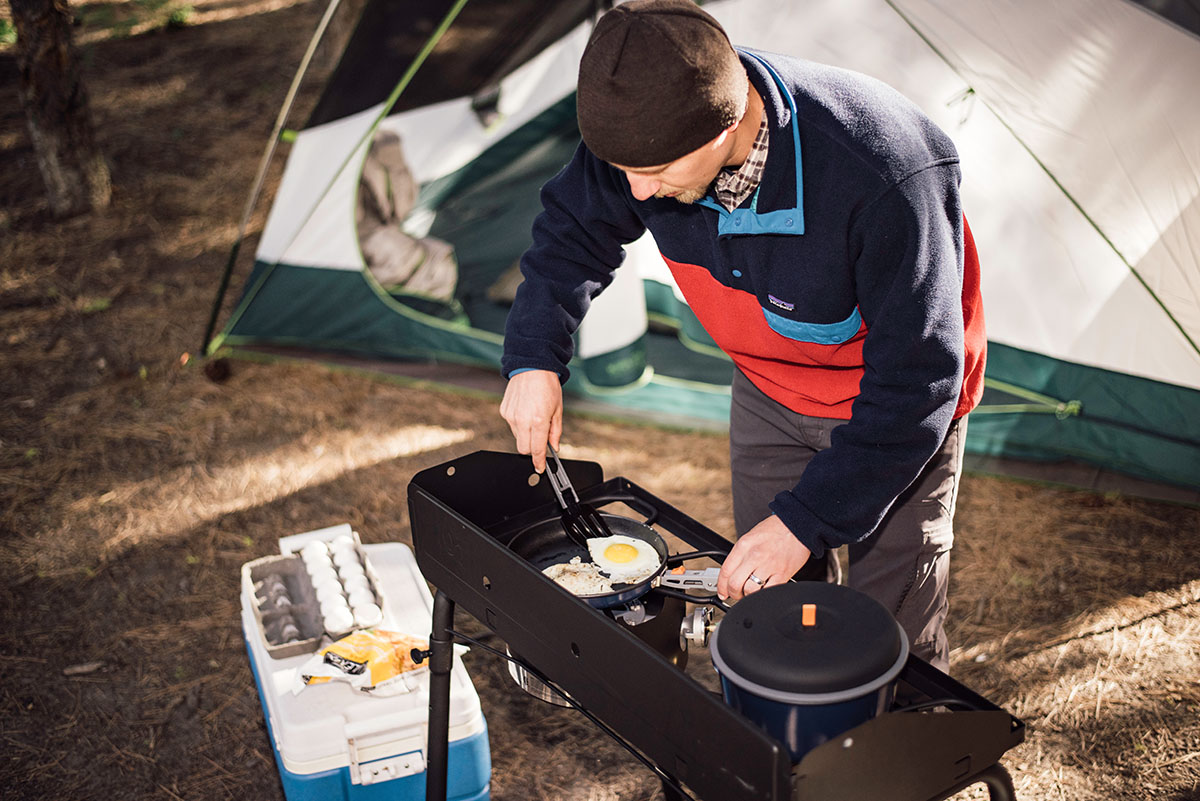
[544, 445, 615, 548]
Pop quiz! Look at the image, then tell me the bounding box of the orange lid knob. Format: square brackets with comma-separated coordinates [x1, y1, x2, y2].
[801, 603, 817, 627]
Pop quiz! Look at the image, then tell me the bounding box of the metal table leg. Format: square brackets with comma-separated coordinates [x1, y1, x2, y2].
[425, 590, 456, 801]
[933, 763, 1016, 801]
[974, 764, 1017, 801]
[660, 776, 688, 801]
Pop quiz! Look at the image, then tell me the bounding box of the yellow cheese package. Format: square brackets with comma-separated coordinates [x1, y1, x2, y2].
[294, 629, 428, 696]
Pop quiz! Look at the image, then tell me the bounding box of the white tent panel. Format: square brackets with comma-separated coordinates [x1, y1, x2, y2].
[277, 128, 372, 271]
[889, 0, 1200, 354]
[627, 231, 686, 302]
[578, 254, 650, 361]
[1148, 195, 1200, 339]
[951, 96, 1200, 389]
[719, 0, 968, 101]
[258, 105, 382, 264]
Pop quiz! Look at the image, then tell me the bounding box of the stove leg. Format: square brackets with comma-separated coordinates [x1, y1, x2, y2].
[426, 590, 456, 801]
[936, 763, 1017, 801]
[660, 776, 687, 801]
[977, 764, 1017, 801]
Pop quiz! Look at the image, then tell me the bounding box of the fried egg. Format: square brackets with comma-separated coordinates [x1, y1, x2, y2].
[587, 535, 661, 584]
[543, 557, 614, 596]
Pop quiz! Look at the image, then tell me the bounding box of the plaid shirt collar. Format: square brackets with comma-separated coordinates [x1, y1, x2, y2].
[712, 110, 770, 212]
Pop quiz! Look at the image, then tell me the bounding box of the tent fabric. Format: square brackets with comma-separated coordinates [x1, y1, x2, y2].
[213, 0, 1200, 494]
[885, 0, 1200, 385]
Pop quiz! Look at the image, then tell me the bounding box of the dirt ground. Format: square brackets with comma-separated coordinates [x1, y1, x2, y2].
[2, 1, 1199, 799]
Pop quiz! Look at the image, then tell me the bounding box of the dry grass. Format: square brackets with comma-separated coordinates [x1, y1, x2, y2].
[2, 2, 1199, 799]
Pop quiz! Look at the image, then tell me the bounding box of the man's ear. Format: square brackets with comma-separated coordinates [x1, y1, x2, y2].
[711, 124, 735, 149]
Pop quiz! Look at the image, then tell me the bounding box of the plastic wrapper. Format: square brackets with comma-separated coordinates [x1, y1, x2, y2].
[293, 629, 428, 696]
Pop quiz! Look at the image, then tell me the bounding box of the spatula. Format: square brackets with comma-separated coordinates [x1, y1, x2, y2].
[544, 445, 615, 548]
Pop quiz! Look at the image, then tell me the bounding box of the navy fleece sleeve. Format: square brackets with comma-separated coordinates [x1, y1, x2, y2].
[768, 163, 966, 557]
[501, 144, 647, 381]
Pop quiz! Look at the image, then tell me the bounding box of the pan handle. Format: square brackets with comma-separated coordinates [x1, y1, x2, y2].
[604, 495, 660, 526]
[653, 586, 730, 613]
[666, 549, 728, 567]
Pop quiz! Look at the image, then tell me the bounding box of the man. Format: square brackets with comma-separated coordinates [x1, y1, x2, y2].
[499, 0, 985, 671]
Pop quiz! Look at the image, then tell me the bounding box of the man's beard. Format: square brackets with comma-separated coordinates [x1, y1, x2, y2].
[655, 186, 708, 204]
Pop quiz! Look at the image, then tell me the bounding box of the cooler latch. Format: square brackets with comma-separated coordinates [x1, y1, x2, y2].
[347, 737, 426, 785]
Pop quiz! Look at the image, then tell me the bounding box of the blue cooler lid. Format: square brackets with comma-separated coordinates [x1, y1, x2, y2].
[711, 582, 905, 697]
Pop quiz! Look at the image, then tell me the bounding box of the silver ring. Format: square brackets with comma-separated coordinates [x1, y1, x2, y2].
[747, 573, 765, 587]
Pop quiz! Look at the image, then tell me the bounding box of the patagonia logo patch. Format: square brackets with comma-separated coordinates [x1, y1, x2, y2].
[768, 294, 795, 312]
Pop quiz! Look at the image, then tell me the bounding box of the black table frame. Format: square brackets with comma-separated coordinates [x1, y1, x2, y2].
[408, 451, 1024, 801]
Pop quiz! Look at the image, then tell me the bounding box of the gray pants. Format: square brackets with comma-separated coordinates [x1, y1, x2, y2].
[729, 369, 966, 671]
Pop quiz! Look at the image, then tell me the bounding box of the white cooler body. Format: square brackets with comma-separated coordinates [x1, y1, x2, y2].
[241, 537, 490, 801]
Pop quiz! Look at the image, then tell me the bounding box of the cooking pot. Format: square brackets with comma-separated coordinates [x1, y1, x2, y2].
[709, 581, 908, 762]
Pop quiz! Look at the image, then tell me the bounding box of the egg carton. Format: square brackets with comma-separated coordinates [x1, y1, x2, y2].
[243, 525, 390, 660]
[242, 554, 324, 660]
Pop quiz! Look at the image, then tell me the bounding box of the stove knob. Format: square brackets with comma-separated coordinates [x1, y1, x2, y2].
[680, 606, 714, 648]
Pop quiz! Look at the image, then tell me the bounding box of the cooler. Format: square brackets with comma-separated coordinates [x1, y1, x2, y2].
[241, 530, 490, 801]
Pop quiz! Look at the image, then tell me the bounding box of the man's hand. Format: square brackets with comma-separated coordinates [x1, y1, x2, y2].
[499, 369, 563, 473]
[717, 514, 812, 601]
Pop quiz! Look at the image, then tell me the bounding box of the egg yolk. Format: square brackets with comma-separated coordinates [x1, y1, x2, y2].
[603, 543, 640, 563]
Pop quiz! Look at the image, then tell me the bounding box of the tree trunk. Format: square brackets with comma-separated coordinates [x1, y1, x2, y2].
[10, 0, 111, 218]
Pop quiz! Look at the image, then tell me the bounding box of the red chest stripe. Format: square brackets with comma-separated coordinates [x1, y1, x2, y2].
[661, 255, 866, 418]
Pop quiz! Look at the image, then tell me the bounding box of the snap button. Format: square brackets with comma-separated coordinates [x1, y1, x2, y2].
[734, 218, 742, 227]
[732, 270, 743, 278]
[785, 218, 794, 227]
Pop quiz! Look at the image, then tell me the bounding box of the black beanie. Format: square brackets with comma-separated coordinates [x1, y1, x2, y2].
[577, 0, 749, 168]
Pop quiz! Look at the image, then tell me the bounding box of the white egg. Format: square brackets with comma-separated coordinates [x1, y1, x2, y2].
[321, 596, 351, 619]
[300, 541, 328, 559]
[342, 574, 372, 595]
[301, 550, 333, 571]
[315, 581, 346, 604]
[330, 534, 356, 552]
[324, 607, 354, 633]
[347, 587, 376, 608]
[587, 535, 661, 584]
[352, 603, 382, 628]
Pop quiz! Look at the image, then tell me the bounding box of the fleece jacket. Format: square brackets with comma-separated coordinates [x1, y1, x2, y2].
[502, 48, 986, 557]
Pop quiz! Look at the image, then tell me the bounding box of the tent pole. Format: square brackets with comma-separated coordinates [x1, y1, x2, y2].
[201, 0, 346, 355]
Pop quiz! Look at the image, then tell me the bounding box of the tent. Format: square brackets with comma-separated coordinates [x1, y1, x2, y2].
[207, 0, 1200, 497]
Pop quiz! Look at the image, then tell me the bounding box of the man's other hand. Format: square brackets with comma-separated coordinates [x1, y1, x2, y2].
[499, 369, 563, 473]
[717, 515, 812, 601]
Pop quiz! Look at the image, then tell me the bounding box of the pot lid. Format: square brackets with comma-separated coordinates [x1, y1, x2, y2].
[711, 582, 904, 696]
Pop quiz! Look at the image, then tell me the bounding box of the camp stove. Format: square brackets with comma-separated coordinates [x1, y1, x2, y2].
[506, 590, 698, 707]
[408, 451, 1024, 801]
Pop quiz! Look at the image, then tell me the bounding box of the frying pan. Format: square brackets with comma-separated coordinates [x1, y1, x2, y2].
[509, 512, 725, 610]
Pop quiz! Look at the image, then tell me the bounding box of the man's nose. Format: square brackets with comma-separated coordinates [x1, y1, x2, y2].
[625, 172, 660, 201]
